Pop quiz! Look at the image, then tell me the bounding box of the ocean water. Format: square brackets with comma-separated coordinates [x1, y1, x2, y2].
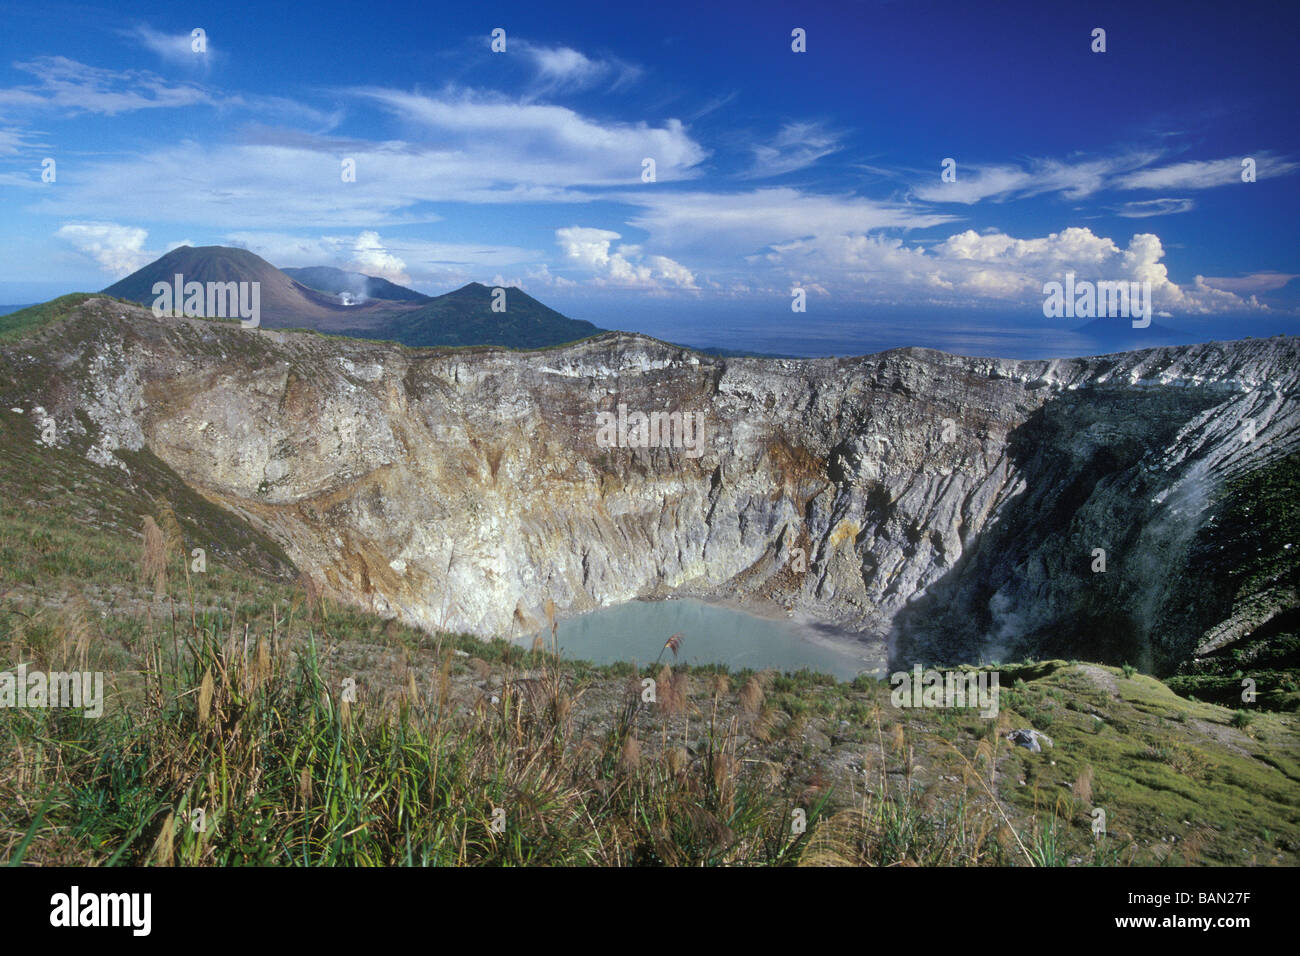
[549, 298, 1298, 360]
[515, 598, 876, 680]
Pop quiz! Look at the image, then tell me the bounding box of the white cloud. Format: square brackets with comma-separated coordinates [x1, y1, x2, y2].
[126, 25, 211, 67]
[519, 43, 642, 92]
[624, 188, 957, 260]
[350, 231, 408, 283]
[0, 127, 46, 155]
[26, 85, 712, 228]
[0, 57, 214, 115]
[556, 226, 696, 289]
[1199, 272, 1298, 295]
[1114, 198, 1196, 218]
[906, 150, 1299, 205]
[1116, 154, 1299, 190]
[55, 221, 150, 274]
[912, 153, 1159, 204]
[520, 263, 576, 289]
[355, 87, 708, 185]
[757, 226, 1261, 314]
[743, 121, 842, 178]
[224, 231, 544, 285]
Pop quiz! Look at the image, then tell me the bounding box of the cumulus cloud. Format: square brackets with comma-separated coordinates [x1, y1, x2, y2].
[757, 225, 1262, 314]
[55, 221, 150, 274]
[556, 226, 696, 289]
[522, 263, 577, 289]
[350, 230, 408, 283]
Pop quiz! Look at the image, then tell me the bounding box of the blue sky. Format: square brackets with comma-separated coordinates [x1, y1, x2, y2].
[1, 0, 1297, 355]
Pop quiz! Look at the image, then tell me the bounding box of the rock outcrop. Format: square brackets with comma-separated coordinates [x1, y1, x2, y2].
[5, 298, 1297, 672]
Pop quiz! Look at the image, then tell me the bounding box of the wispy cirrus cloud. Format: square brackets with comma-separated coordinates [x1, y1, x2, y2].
[517, 42, 642, 93]
[913, 150, 1299, 205]
[624, 187, 958, 260]
[0, 57, 337, 131]
[1114, 198, 1196, 218]
[912, 152, 1161, 204]
[0, 57, 215, 115]
[1115, 153, 1299, 190]
[742, 121, 843, 179]
[353, 86, 708, 185]
[1199, 272, 1298, 295]
[123, 24, 214, 68]
[18, 78, 711, 229]
[0, 126, 47, 155]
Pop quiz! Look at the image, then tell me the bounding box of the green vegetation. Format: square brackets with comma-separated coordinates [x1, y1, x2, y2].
[0, 293, 103, 343]
[1, 425, 1295, 865]
[1169, 450, 1300, 711]
[341, 282, 604, 350]
[0, 308, 1296, 865]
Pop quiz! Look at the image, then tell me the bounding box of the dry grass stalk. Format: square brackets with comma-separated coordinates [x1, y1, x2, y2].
[197, 669, 214, 726]
[140, 516, 169, 596]
[656, 664, 686, 717]
[618, 734, 641, 773]
[298, 766, 313, 807]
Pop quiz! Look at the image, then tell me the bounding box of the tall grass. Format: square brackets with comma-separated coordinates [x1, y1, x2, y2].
[0, 507, 1123, 867]
[1, 577, 828, 866]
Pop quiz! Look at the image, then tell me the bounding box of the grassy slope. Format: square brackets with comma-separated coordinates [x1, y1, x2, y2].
[0, 300, 1295, 866]
[0, 294, 107, 343]
[0, 417, 1294, 865]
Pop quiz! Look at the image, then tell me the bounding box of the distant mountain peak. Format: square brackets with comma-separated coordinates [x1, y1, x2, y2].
[98, 245, 604, 349]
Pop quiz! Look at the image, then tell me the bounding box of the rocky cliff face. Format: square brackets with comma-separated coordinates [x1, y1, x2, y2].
[6, 298, 1298, 673]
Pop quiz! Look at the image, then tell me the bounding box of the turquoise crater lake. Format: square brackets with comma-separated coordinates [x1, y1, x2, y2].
[516, 598, 877, 681]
